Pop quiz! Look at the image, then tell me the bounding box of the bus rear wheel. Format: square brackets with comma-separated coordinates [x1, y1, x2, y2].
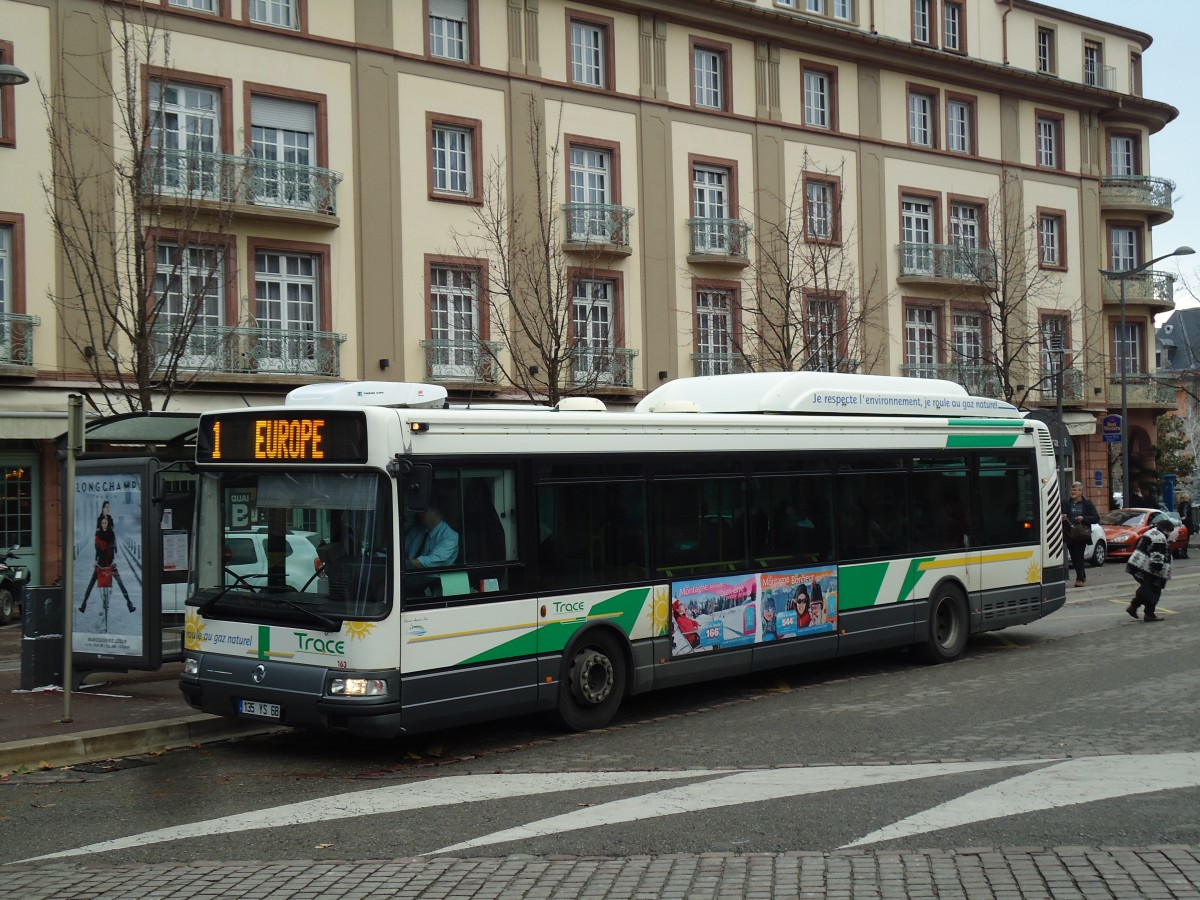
[556, 631, 627, 731]
[918, 585, 969, 664]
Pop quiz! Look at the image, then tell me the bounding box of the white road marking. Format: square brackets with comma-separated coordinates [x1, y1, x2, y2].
[430, 760, 1044, 854]
[843, 751, 1200, 847]
[15, 770, 721, 863]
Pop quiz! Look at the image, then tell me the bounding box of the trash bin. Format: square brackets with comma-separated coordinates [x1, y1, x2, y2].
[20, 586, 64, 690]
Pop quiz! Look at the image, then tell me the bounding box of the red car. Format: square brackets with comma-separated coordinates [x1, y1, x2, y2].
[1099, 508, 1190, 560]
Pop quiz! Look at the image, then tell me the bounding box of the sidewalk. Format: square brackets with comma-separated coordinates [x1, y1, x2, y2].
[1, 564, 1192, 775]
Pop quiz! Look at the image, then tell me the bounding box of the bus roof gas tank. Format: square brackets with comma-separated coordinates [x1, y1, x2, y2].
[285, 381, 449, 409]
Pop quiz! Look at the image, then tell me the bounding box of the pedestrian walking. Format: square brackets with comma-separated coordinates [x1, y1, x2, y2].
[1063, 482, 1099, 588]
[1125, 520, 1171, 622]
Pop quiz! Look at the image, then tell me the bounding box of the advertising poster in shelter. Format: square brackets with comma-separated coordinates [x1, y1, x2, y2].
[72, 469, 145, 657]
[759, 567, 838, 641]
[669, 575, 758, 655]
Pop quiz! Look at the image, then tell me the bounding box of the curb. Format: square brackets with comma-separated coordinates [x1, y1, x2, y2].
[0, 714, 284, 774]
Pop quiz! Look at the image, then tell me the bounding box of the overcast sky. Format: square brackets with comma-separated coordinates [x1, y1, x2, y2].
[1049, 0, 1199, 311]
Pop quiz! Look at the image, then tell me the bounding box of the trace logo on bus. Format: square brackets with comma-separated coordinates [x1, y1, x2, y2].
[669, 567, 837, 656]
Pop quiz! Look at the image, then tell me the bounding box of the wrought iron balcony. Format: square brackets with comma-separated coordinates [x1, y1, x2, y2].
[1101, 269, 1176, 309]
[561, 203, 634, 251]
[144, 148, 342, 216]
[901, 362, 1003, 398]
[1100, 176, 1174, 221]
[690, 352, 756, 377]
[1105, 373, 1178, 407]
[687, 217, 751, 260]
[897, 243, 996, 281]
[151, 323, 345, 377]
[418, 338, 503, 384]
[1037, 367, 1084, 402]
[0, 312, 39, 368]
[569, 346, 638, 388]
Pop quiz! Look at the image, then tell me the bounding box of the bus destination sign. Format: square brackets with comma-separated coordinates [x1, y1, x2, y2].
[197, 411, 368, 464]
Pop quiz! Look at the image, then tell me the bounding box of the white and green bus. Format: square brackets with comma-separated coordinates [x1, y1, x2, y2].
[181, 372, 1066, 736]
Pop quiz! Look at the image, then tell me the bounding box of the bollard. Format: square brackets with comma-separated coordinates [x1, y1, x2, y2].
[20, 586, 64, 690]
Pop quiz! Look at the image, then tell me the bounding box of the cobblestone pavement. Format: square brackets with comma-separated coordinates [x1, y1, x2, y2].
[2, 846, 1199, 899]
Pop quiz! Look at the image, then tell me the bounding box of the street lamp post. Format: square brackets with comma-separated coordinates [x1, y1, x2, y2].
[1100, 245, 1195, 507]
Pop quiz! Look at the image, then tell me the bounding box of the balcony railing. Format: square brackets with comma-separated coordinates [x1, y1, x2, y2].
[691, 352, 756, 377]
[1100, 176, 1174, 217]
[418, 338, 503, 384]
[897, 243, 996, 281]
[1105, 373, 1178, 407]
[901, 362, 1002, 398]
[687, 217, 751, 258]
[1037, 367, 1084, 402]
[151, 323, 345, 377]
[1101, 269, 1176, 306]
[561, 203, 634, 249]
[1084, 62, 1116, 90]
[569, 346, 638, 388]
[144, 148, 342, 216]
[0, 311, 40, 368]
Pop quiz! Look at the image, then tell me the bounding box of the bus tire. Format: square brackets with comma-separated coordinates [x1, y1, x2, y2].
[555, 630, 627, 732]
[917, 583, 969, 664]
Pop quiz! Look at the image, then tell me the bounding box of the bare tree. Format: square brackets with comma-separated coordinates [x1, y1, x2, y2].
[41, 4, 242, 414]
[732, 156, 887, 375]
[448, 94, 629, 406]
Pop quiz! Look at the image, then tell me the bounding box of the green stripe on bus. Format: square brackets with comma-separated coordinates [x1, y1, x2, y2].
[461, 587, 649, 666]
[947, 419, 1024, 427]
[838, 562, 890, 611]
[946, 434, 1020, 448]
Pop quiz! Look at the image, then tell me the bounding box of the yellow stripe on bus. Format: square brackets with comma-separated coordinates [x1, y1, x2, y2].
[918, 550, 1035, 570]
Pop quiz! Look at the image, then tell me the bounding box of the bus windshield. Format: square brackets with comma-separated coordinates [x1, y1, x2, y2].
[191, 470, 392, 624]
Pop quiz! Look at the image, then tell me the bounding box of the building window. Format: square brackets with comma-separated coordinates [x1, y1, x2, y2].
[692, 43, 728, 111]
[832, 0, 853, 20]
[1035, 115, 1061, 169]
[0, 42, 15, 148]
[695, 288, 735, 375]
[943, 1, 964, 53]
[1113, 320, 1145, 375]
[905, 306, 939, 375]
[803, 66, 835, 129]
[1109, 134, 1139, 177]
[1037, 27, 1056, 75]
[946, 97, 973, 154]
[250, 95, 319, 211]
[806, 295, 841, 371]
[1038, 211, 1065, 269]
[428, 116, 480, 202]
[255, 249, 321, 371]
[1110, 226, 1139, 272]
[249, 0, 299, 30]
[429, 265, 480, 379]
[568, 145, 613, 241]
[901, 196, 935, 274]
[429, 0, 470, 63]
[908, 89, 936, 147]
[570, 17, 611, 89]
[912, 0, 933, 45]
[805, 177, 836, 242]
[149, 80, 222, 197]
[1083, 40, 1104, 87]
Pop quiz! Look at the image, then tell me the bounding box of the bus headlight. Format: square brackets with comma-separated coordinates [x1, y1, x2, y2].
[183, 657, 199, 676]
[329, 677, 388, 697]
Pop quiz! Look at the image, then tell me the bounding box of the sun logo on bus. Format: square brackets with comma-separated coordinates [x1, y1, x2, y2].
[184, 610, 206, 650]
[1026, 562, 1041, 584]
[343, 620, 376, 641]
[650, 585, 670, 637]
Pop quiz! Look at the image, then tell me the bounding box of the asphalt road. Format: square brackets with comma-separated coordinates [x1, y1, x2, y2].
[1, 564, 1197, 868]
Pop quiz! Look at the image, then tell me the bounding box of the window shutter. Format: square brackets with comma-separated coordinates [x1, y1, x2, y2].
[251, 96, 316, 134]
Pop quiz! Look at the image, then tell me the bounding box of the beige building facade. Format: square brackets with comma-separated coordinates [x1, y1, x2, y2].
[0, 0, 1179, 581]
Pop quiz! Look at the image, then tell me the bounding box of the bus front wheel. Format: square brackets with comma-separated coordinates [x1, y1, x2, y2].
[918, 585, 969, 664]
[556, 631, 627, 731]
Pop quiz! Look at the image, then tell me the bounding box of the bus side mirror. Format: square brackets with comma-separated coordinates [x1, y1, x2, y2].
[405, 463, 433, 512]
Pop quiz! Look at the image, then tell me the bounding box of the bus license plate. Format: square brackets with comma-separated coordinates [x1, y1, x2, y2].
[238, 699, 281, 719]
